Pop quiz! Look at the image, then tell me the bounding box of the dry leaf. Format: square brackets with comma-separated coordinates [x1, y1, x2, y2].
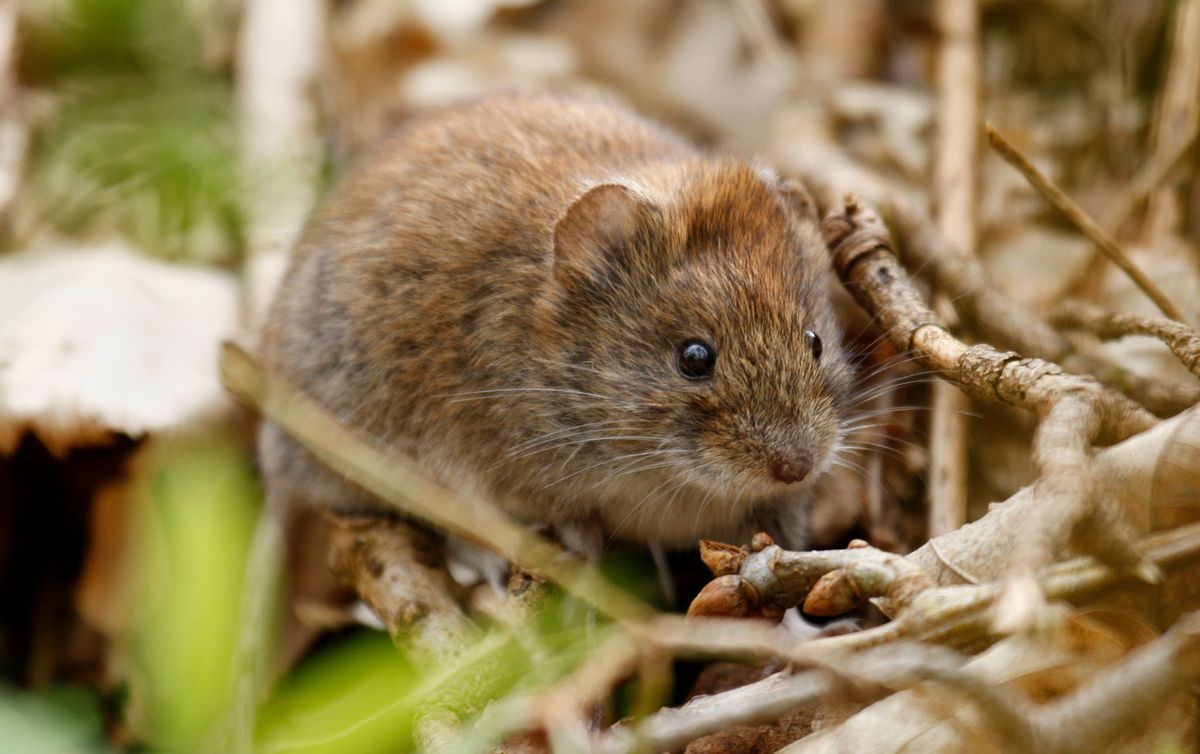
[0, 243, 238, 455]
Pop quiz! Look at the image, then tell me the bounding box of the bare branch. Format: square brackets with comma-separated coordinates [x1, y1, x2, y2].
[1050, 301, 1200, 378]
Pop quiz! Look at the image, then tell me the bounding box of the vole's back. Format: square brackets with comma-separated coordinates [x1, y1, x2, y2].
[259, 94, 694, 513]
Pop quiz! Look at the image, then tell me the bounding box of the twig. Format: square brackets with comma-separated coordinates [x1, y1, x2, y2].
[821, 194, 1164, 622]
[600, 670, 830, 754]
[779, 150, 1072, 362]
[648, 528, 1200, 749]
[777, 609, 1200, 753]
[324, 512, 479, 656]
[985, 123, 1187, 324]
[1050, 301, 1200, 378]
[927, 0, 980, 536]
[820, 197, 1157, 440]
[783, 150, 1198, 415]
[690, 540, 930, 620]
[690, 519, 1200, 655]
[1143, 0, 1200, 240]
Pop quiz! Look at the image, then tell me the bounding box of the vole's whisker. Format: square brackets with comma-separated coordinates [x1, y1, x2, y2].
[840, 437, 923, 459]
[850, 370, 940, 396]
[609, 464, 696, 541]
[496, 431, 642, 469]
[846, 404, 930, 420]
[542, 447, 689, 489]
[691, 475, 722, 533]
[846, 380, 938, 408]
[828, 455, 869, 476]
[851, 354, 936, 381]
[574, 458, 689, 498]
[506, 420, 642, 455]
[504, 434, 674, 466]
[506, 420, 648, 456]
[439, 386, 639, 408]
[851, 351, 928, 381]
[839, 413, 923, 435]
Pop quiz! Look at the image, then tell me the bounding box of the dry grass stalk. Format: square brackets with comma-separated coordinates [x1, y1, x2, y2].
[1143, 0, 1200, 240]
[927, 0, 980, 536]
[219, 342, 652, 624]
[985, 123, 1187, 324]
[1102, 126, 1199, 238]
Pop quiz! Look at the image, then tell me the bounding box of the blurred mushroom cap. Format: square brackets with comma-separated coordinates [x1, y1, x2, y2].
[0, 243, 239, 455]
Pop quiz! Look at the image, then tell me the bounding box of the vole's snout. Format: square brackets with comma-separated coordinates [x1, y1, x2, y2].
[770, 450, 814, 484]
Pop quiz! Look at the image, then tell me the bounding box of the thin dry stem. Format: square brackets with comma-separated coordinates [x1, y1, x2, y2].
[219, 342, 652, 622]
[927, 0, 980, 537]
[1051, 301, 1200, 378]
[1103, 125, 1199, 238]
[1143, 0, 1200, 240]
[601, 670, 829, 754]
[985, 123, 1187, 324]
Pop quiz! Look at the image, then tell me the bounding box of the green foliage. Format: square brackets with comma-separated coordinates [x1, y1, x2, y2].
[0, 685, 107, 754]
[25, 75, 244, 263]
[256, 633, 420, 754]
[18, 0, 244, 263]
[255, 593, 614, 753]
[21, 0, 204, 80]
[130, 435, 261, 748]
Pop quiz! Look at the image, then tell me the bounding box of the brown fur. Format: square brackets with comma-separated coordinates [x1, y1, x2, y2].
[259, 93, 853, 548]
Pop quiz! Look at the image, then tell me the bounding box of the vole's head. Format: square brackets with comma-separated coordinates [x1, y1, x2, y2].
[533, 160, 853, 538]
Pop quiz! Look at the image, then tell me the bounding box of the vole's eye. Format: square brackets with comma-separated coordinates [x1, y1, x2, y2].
[805, 330, 822, 361]
[677, 339, 716, 380]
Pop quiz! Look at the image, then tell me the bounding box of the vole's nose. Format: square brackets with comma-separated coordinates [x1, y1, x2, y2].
[770, 451, 813, 484]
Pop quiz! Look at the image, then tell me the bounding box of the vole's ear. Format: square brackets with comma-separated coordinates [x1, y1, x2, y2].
[775, 178, 820, 226]
[553, 183, 655, 288]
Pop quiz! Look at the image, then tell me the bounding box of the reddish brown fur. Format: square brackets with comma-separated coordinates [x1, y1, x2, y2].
[259, 93, 852, 548]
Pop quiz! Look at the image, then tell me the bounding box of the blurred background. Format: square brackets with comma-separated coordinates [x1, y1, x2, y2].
[0, 0, 1197, 752]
